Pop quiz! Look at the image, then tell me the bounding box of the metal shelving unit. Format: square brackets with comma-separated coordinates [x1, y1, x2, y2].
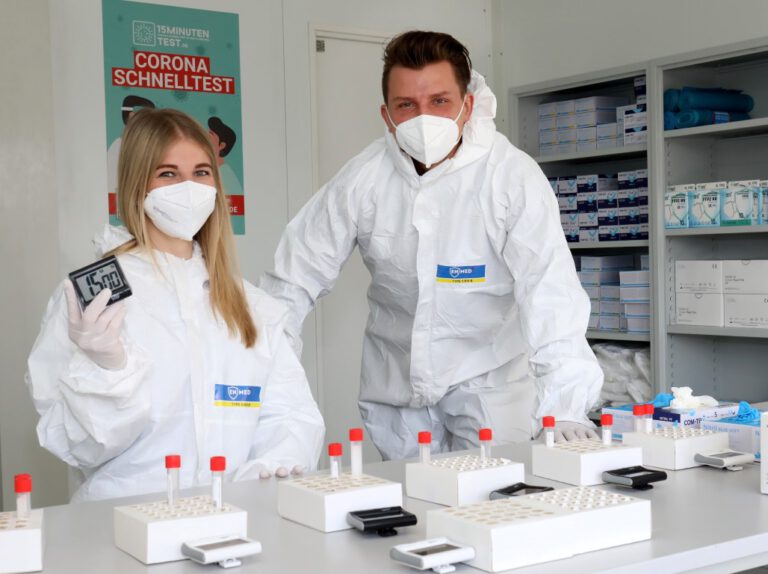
[509, 63, 653, 359]
[650, 37, 768, 402]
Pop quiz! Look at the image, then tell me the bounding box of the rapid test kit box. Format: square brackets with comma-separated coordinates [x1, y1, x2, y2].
[600, 404, 636, 439]
[665, 184, 693, 228]
[702, 416, 762, 460]
[652, 403, 740, 430]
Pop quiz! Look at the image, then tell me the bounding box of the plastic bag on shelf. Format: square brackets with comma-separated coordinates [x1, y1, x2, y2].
[591, 342, 652, 407]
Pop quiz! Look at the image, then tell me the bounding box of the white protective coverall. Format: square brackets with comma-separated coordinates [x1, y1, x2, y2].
[261, 72, 602, 460]
[27, 225, 325, 502]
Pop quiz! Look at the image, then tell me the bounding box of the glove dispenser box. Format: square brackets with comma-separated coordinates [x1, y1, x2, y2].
[531, 440, 643, 485]
[0, 509, 43, 574]
[426, 487, 651, 572]
[277, 473, 402, 532]
[113, 496, 247, 564]
[406, 455, 525, 506]
[622, 428, 729, 470]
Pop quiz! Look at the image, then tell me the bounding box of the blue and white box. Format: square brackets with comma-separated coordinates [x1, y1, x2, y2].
[665, 184, 693, 228]
[722, 180, 758, 226]
[599, 225, 620, 242]
[563, 223, 579, 243]
[598, 188, 619, 209]
[689, 184, 721, 227]
[653, 403, 740, 429]
[598, 208, 619, 226]
[578, 211, 599, 228]
[702, 416, 762, 460]
[580, 228, 599, 243]
[558, 176, 577, 195]
[559, 194, 578, 212]
[581, 255, 635, 271]
[560, 212, 579, 226]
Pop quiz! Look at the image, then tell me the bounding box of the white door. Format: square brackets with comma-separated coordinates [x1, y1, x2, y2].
[313, 30, 390, 464]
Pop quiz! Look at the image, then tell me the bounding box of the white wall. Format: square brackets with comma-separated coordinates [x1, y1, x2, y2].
[0, 0, 493, 508]
[494, 0, 768, 132]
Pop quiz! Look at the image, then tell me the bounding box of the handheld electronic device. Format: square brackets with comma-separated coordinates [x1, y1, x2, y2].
[347, 506, 417, 537]
[602, 465, 667, 490]
[390, 538, 475, 574]
[489, 482, 554, 500]
[694, 450, 755, 471]
[68, 255, 132, 310]
[181, 535, 262, 569]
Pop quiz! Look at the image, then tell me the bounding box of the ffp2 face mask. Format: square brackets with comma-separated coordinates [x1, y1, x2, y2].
[143, 180, 217, 241]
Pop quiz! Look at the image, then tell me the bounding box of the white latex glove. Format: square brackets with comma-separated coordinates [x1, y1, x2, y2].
[554, 421, 599, 443]
[64, 280, 128, 371]
[259, 465, 304, 479]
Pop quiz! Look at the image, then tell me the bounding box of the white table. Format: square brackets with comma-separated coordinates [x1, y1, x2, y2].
[30, 442, 768, 573]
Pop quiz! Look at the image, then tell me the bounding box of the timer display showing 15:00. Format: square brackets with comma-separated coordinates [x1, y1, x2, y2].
[68, 255, 133, 309]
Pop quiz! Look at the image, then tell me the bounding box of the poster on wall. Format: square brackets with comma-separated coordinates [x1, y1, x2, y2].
[102, 0, 245, 234]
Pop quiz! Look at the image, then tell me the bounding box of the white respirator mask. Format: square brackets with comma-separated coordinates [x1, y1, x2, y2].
[143, 180, 217, 241]
[387, 97, 467, 168]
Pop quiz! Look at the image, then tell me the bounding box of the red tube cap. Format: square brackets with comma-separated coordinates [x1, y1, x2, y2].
[328, 443, 343, 457]
[418, 431, 432, 444]
[165, 455, 181, 469]
[14, 474, 32, 494]
[210, 456, 226, 472]
[479, 428, 492, 441]
[633, 404, 644, 416]
[349, 428, 363, 442]
[542, 416, 555, 428]
[645, 404, 655, 415]
[601, 413, 614, 426]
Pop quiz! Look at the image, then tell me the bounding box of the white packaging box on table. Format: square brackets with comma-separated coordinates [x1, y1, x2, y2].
[653, 402, 739, 428]
[531, 440, 642, 485]
[723, 260, 768, 293]
[622, 428, 729, 470]
[601, 405, 636, 439]
[114, 496, 246, 565]
[0, 509, 43, 574]
[278, 473, 401, 532]
[406, 455, 524, 507]
[426, 487, 650, 573]
[702, 416, 762, 460]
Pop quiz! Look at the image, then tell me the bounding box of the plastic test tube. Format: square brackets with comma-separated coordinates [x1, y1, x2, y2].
[165, 454, 180, 507]
[644, 404, 654, 433]
[542, 416, 556, 447]
[15, 474, 32, 520]
[329, 443, 343, 478]
[479, 428, 493, 460]
[349, 428, 363, 476]
[601, 414, 613, 446]
[633, 404, 645, 433]
[418, 431, 432, 464]
[210, 456, 226, 512]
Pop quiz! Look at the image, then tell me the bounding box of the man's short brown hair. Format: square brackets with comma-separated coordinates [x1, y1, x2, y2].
[382, 31, 472, 103]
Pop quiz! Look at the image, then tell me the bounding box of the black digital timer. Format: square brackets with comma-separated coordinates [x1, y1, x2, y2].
[68, 255, 132, 310]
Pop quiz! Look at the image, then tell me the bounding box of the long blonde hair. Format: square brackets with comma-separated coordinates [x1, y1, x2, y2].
[109, 108, 257, 348]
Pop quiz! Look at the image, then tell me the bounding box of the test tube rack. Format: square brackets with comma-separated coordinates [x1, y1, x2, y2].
[277, 473, 402, 533]
[0, 509, 43, 574]
[426, 486, 650, 572]
[531, 439, 643, 485]
[113, 495, 247, 564]
[406, 454, 525, 507]
[622, 428, 729, 470]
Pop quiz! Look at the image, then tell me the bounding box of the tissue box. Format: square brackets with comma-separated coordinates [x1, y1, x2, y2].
[426, 487, 650, 573]
[531, 440, 642, 485]
[623, 428, 729, 470]
[406, 455, 525, 507]
[278, 473, 402, 533]
[0, 509, 43, 574]
[114, 496, 247, 564]
[702, 416, 762, 460]
[652, 402, 740, 429]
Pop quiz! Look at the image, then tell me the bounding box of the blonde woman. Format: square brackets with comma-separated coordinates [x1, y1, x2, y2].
[26, 108, 324, 502]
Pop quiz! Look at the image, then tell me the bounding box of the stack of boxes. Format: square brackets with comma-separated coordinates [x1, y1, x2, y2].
[617, 170, 649, 241]
[579, 254, 649, 332]
[665, 180, 768, 229]
[538, 76, 645, 157]
[675, 260, 768, 328]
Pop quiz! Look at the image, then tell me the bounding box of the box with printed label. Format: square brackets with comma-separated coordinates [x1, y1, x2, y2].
[598, 225, 620, 242]
[575, 96, 630, 114]
[625, 303, 650, 317]
[619, 187, 648, 208]
[635, 169, 648, 188]
[558, 195, 578, 212]
[634, 75, 646, 96]
[616, 105, 644, 133]
[759, 181, 768, 225]
[675, 293, 723, 326]
[557, 176, 577, 195]
[665, 185, 693, 229]
[539, 143, 558, 157]
[588, 314, 599, 329]
[599, 315, 621, 330]
[581, 255, 635, 271]
[627, 316, 650, 333]
[560, 212, 579, 226]
[597, 122, 617, 139]
[539, 115, 557, 131]
[577, 140, 596, 152]
[538, 102, 557, 118]
[601, 405, 637, 439]
[590, 300, 600, 314]
[577, 127, 597, 143]
[556, 100, 576, 116]
[600, 300, 623, 316]
[723, 260, 768, 294]
[598, 208, 619, 226]
[652, 403, 740, 429]
[578, 270, 620, 285]
[557, 127, 577, 144]
[578, 213, 598, 229]
[539, 129, 558, 145]
[702, 416, 762, 460]
[577, 110, 616, 128]
[557, 114, 577, 130]
[724, 294, 768, 328]
[624, 108, 647, 131]
[597, 135, 621, 149]
[620, 285, 650, 303]
[675, 260, 723, 293]
[583, 284, 599, 299]
[688, 185, 721, 227]
[620, 270, 650, 286]
[563, 223, 579, 243]
[579, 228, 599, 243]
[577, 174, 618, 193]
[618, 170, 638, 190]
[624, 129, 647, 146]
[722, 180, 758, 226]
[600, 285, 620, 301]
[558, 143, 577, 155]
[597, 189, 619, 209]
[548, 178, 558, 195]
[618, 224, 644, 241]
